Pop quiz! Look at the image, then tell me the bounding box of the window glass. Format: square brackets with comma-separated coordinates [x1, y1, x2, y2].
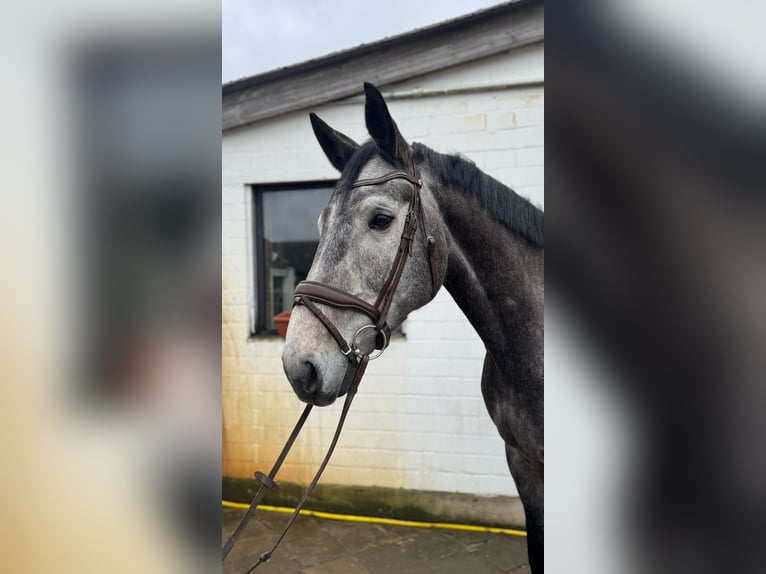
[257, 186, 333, 332]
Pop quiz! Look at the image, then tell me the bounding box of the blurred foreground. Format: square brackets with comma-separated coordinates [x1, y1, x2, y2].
[547, 2, 766, 573]
[0, 1, 220, 572]
[0, 1, 764, 573]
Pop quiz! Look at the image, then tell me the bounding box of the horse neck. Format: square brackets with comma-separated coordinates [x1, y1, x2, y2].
[433, 183, 544, 372]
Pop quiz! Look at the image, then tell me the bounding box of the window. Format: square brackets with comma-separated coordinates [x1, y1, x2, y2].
[253, 182, 335, 333]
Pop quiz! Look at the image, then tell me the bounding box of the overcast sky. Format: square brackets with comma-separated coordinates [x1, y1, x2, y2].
[223, 0, 507, 83]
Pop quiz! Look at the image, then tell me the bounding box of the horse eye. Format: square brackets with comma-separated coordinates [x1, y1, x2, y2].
[369, 213, 394, 230]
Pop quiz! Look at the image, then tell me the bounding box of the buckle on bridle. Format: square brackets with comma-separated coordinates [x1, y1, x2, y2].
[341, 324, 389, 361]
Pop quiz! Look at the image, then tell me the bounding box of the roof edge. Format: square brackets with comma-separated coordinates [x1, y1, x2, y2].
[223, 0, 538, 96]
[223, 0, 543, 130]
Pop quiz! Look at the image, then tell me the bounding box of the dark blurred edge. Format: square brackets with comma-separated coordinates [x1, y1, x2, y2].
[547, 2, 766, 573]
[74, 32, 221, 400]
[71, 28, 223, 565]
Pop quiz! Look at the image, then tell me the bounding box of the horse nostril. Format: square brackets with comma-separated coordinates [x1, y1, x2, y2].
[301, 361, 319, 395]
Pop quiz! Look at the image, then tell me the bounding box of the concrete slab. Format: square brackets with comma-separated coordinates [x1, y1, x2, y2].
[223, 508, 529, 573]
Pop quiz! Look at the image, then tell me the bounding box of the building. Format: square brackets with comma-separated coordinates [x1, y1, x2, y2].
[222, 0, 543, 526]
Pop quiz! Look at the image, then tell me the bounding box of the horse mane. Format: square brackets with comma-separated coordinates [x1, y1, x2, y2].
[413, 143, 544, 248]
[337, 141, 544, 248]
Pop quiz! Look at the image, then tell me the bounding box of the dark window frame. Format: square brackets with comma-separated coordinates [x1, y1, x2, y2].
[251, 180, 336, 335]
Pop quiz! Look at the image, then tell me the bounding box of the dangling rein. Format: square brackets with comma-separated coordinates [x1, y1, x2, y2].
[222, 155, 436, 571]
[222, 357, 369, 572]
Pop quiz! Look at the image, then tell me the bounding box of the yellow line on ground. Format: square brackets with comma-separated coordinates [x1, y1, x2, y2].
[222, 500, 527, 537]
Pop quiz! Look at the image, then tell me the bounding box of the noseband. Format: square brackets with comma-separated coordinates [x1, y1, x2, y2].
[294, 155, 438, 362]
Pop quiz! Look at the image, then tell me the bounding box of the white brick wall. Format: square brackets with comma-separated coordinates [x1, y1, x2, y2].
[223, 44, 543, 497]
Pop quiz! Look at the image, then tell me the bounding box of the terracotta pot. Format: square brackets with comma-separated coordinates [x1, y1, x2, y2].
[273, 310, 292, 339]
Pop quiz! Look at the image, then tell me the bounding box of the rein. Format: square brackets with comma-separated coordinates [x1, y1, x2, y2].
[222, 154, 436, 570]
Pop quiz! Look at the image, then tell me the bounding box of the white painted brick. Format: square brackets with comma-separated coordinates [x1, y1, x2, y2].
[519, 126, 544, 148]
[486, 110, 518, 132]
[523, 166, 545, 186]
[223, 204, 246, 222]
[515, 146, 544, 167]
[399, 116, 430, 138]
[468, 149, 516, 170]
[515, 106, 544, 126]
[222, 238, 247, 256]
[222, 152, 253, 177]
[430, 113, 487, 135]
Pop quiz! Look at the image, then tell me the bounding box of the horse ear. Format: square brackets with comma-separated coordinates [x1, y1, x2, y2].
[310, 113, 359, 172]
[364, 82, 410, 165]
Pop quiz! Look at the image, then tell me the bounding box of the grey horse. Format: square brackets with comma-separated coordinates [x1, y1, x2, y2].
[282, 83, 544, 572]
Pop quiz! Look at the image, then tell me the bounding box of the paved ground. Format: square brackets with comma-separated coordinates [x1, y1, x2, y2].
[223, 508, 529, 573]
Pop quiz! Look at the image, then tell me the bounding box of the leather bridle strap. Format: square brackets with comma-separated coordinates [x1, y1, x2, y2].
[371, 169, 423, 330]
[294, 155, 433, 361]
[298, 296, 354, 356]
[244, 356, 370, 572]
[351, 170, 421, 189]
[220, 403, 313, 562]
[294, 281, 381, 324]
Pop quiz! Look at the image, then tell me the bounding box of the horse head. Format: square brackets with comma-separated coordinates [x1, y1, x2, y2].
[282, 83, 448, 406]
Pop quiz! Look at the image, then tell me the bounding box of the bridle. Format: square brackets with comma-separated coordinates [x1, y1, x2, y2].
[293, 153, 438, 363]
[222, 152, 439, 571]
